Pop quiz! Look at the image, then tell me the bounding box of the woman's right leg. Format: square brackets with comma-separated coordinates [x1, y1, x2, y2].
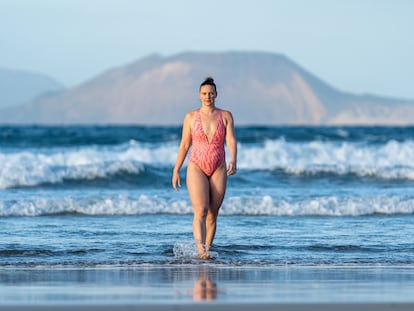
[205, 164, 227, 250]
[186, 162, 210, 256]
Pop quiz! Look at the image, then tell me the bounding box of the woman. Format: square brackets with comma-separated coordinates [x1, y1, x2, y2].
[172, 77, 237, 259]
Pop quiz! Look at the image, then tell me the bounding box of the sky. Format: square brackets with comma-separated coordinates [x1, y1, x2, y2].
[1, 0, 413, 99]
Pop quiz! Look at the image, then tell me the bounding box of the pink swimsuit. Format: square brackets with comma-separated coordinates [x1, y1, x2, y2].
[189, 109, 226, 177]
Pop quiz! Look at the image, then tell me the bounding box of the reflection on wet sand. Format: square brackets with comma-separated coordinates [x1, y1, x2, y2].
[192, 271, 218, 301]
[1, 266, 414, 307]
[191, 266, 217, 301]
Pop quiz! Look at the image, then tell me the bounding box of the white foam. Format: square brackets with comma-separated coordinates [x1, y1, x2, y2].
[222, 195, 414, 216]
[173, 240, 198, 258]
[237, 139, 414, 179]
[1, 138, 414, 189]
[0, 142, 178, 189]
[172, 240, 219, 259]
[0, 193, 193, 217]
[1, 193, 413, 217]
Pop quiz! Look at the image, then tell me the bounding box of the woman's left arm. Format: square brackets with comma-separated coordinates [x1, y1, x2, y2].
[224, 111, 237, 176]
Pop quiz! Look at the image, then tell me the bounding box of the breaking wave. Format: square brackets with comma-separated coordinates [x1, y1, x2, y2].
[1, 138, 414, 189]
[1, 193, 413, 217]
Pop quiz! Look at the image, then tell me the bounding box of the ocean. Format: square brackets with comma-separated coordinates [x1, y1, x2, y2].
[1, 125, 414, 306]
[0, 126, 414, 310]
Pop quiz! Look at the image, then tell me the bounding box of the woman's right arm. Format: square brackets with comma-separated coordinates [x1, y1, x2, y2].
[172, 113, 192, 191]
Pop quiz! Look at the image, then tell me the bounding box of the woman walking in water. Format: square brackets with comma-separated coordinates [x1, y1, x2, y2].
[172, 77, 237, 259]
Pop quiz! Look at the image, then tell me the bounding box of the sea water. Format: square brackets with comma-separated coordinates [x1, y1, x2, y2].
[0, 126, 413, 267]
[1, 126, 414, 305]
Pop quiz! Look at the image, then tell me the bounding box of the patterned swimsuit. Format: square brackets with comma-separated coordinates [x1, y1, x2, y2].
[189, 109, 226, 177]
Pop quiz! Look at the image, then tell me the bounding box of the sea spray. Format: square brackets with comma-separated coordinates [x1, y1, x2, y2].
[173, 240, 219, 259]
[173, 240, 198, 258]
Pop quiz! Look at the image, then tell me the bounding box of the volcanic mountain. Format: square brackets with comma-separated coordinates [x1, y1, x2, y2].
[1, 51, 413, 125]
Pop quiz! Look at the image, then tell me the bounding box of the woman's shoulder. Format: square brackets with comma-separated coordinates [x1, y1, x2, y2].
[182, 109, 198, 125]
[218, 109, 234, 127]
[184, 109, 198, 119]
[219, 109, 234, 119]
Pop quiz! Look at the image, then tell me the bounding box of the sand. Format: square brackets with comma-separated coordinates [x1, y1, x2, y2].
[1, 265, 413, 310]
[1, 303, 413, 311]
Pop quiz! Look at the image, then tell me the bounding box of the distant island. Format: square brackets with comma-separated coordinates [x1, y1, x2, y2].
[1, 51, 413, 125]
[0, 67, 63, 109]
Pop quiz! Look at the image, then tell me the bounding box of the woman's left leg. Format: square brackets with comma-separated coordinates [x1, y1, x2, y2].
[205, 164, 227, 250]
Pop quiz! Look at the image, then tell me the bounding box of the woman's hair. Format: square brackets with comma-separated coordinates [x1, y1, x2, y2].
[199, 76, 217, 92]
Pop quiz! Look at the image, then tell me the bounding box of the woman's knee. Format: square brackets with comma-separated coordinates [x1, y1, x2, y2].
[206, 208, 219, 222]
[193, 206, 208, 219]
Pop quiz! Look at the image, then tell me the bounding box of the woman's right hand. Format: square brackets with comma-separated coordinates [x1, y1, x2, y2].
[172, 170, 181, 191]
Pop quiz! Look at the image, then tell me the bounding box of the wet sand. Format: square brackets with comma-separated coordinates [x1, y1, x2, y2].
[1, 265, 413, 309]
[1, 303, 413, 311]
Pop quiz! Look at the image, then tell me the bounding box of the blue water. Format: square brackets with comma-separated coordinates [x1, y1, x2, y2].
[1, 126, 414, 267]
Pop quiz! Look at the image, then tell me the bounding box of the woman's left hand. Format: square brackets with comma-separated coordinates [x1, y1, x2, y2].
[227, 161, 237, 176]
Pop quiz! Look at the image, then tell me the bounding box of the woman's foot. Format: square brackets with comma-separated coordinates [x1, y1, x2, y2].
[198, 252, 212, 260]
[196, 242, 212, 260]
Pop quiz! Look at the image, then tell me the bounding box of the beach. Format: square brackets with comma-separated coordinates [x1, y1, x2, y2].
[1, 303, 413, 311]
[1, 265, 414, 310]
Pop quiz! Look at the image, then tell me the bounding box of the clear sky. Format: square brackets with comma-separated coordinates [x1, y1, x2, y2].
[1, 0, 413, 99]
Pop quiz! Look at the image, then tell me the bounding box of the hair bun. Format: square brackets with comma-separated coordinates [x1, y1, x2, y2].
[204, 77, 214, 83]
[199, 76, 217, 92]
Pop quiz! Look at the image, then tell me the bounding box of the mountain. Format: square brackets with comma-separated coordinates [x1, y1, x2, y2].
[0, 68, 64, 109]
[0, 51, 413, 125]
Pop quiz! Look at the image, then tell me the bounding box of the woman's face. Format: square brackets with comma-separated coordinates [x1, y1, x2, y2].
[199, 85, 217, 106]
